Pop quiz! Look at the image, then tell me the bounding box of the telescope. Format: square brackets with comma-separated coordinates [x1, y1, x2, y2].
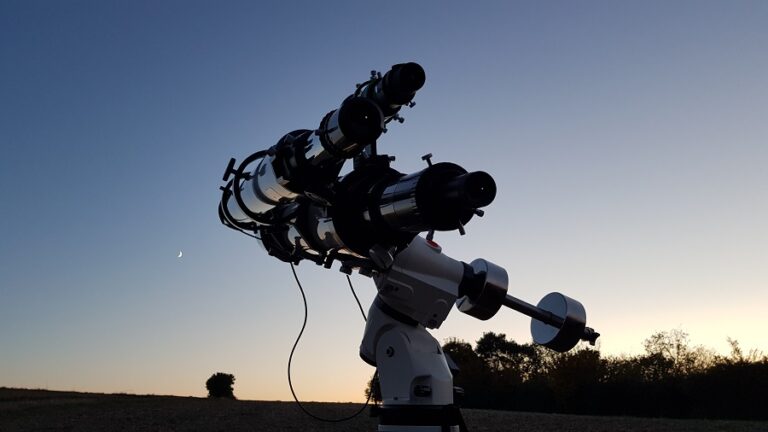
[219, 62, 599, 432]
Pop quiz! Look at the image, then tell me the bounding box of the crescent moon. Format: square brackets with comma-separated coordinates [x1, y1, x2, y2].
[177, 251, 183, 258]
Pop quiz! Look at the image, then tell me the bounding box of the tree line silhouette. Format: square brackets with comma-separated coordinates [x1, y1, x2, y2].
[368, 329, 767, 420]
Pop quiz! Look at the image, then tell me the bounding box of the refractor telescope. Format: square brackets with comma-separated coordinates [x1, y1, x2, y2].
[219, 62, 599, 432]
[219, 62, 493, 268]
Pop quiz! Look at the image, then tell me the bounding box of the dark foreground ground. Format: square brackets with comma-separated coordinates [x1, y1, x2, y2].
[1, 388, 766, 432]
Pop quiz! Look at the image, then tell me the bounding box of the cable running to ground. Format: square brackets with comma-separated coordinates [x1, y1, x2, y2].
[287, 263, 373, 422]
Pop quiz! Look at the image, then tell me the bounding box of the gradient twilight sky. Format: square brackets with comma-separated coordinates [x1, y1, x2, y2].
[2, 1, 767, 402]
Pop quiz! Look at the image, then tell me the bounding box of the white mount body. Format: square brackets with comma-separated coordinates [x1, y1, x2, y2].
[360, 237, 490, 431]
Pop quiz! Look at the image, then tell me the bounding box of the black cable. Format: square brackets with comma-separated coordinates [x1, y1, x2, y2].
[346, 275, 367, 322]
[236, 228, 260, 240]
[287, 263, 373, 422]
[346, 274, 380, 407]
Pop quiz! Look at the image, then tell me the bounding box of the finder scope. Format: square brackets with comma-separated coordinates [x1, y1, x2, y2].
[356, 62, 426, 117]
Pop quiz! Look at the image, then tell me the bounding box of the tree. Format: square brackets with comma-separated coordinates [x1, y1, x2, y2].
[725, 337, 765, 364]
[642, 329, 714, 377]
[474, 332, 545, 381]
[442, 337, 497, 408]
[475, 332, 512, 371]
[206, 372, 236, 399]
[443, 338, 486, 373]
[546, 347, 604, 412]
[364, 373, 382, 404]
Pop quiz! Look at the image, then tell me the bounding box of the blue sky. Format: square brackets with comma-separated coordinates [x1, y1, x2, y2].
[1, 1, 767, 401]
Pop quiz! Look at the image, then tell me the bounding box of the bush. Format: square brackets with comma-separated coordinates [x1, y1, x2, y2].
[206, 372, 236, 399]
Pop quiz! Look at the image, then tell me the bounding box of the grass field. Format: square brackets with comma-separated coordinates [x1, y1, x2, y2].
[1, 388, 766, 432]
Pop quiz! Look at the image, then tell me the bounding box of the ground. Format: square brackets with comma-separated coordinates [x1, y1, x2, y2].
[1, 388, 765, 432]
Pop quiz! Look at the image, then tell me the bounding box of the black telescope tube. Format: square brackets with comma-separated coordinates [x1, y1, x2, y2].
[318, 97, 385, 158]
[438, 171, 496, 210]
[336, 97, 385, 144]
[376, 162, 497, 232]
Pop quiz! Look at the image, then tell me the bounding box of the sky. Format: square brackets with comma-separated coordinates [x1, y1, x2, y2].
[1, 1, 767, 403]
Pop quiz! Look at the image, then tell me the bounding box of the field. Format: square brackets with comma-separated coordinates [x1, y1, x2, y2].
[1, 388, 766, 432]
